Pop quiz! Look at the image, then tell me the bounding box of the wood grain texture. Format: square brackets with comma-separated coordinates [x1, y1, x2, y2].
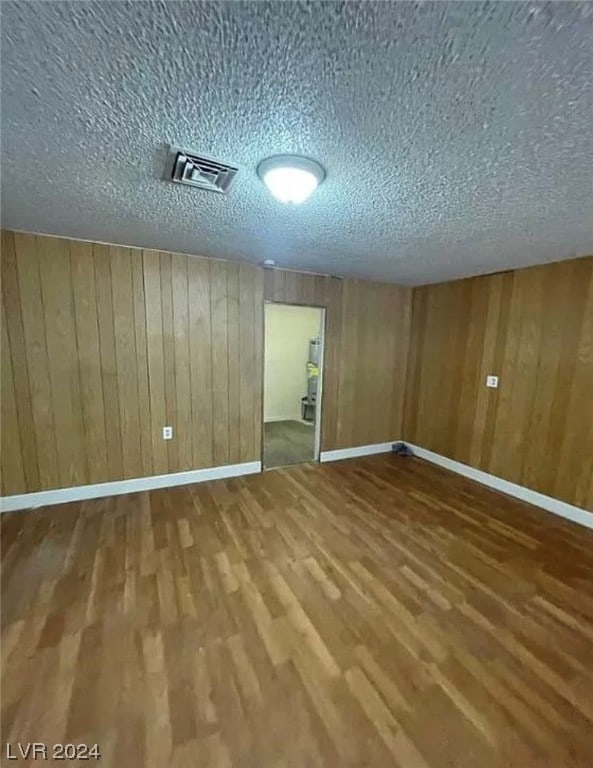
[1, 232, 263, 493]
[10, 232, 61, 489]
[264, 269, 412, 451]
[1, 231, 39, 492]
[2, 455, 593, 766]
[71, 241, 110, 482]
[336, 279, 411, 449]
[404, 256, 593, 510]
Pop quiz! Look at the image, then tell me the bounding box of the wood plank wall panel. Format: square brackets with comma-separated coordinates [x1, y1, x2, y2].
[1, 303, 25, 494]
[1, 233, 40, 491]
[131, 251, 153, 477]
[112, 246, 143, 479]
[263, 269, 412, 452]
[188, 258, 213, 470]
[336, 280, 411, 449]
[1, 232, 264, 494]
[94, 244, 124, 480]
[71, 241, 110, 482]
[210, 260, 230, 467]
[404, 255, 593, 510]
[238, 263, 259, 464]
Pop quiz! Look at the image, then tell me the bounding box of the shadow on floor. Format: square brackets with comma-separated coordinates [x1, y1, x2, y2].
[264, 420, 315, 468]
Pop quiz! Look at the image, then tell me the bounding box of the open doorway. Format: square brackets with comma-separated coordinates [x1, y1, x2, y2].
[263, 302, 325, 468]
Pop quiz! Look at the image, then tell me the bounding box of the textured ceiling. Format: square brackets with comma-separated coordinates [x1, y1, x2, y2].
[1, 1, 592, 285]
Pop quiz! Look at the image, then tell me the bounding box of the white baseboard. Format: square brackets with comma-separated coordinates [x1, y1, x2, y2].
[320, 441, 397, 463]
[406, 443, 593, 531]
[0, 461, 262, 513]
[264, 416, 301, 423]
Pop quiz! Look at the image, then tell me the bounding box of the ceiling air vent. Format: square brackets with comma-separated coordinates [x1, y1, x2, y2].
[167, 146, 238, 193]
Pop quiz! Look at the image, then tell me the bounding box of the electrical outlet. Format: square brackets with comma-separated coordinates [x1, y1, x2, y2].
[162, 426, 173, 440]
[486, 375, 499, 389]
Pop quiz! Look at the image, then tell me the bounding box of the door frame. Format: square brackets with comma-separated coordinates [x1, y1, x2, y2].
[262, 301, 327, 467]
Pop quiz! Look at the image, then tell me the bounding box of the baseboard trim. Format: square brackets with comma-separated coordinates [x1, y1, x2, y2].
[0, 461, 262, 513]
[264, 416, 302, 423]
[406, 443, 593, 531]
[320, 441, 397, 463]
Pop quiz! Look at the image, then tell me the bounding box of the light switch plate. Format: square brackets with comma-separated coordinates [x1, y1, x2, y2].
[486, 375, 499, 388]
[163, 426, 173, 440]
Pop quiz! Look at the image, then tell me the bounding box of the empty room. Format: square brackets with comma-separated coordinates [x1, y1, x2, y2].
[1, 2, 592, 766]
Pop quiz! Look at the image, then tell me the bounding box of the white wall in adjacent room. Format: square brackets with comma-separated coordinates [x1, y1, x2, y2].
[264, 304, 322, 422]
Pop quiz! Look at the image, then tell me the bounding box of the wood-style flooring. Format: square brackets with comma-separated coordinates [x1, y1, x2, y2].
[2, 455, 593, 767]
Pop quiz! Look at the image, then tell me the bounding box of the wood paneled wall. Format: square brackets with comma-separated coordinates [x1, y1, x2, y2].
[264, 269, 412, 451]
[1, 231, 263, 494]
[404, 256, 593, 510]
[4, 229, 589, 509]
[2, 232, 411, 495]
[336, 279, 411, 448]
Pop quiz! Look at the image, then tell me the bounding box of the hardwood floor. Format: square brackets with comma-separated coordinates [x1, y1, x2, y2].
[2, 455, 593, 767]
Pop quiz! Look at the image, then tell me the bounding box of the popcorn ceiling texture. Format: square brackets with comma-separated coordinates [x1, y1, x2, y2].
[1, 0, 592, 285]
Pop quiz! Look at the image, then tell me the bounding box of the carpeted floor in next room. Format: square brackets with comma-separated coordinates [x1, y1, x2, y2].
[264, 419, 315, 468]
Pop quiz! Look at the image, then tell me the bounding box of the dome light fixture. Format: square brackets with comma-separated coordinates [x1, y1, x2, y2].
[257, 155, 325, 204]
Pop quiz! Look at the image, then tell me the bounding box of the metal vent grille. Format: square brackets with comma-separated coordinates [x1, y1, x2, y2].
[167, 147, 238, 193]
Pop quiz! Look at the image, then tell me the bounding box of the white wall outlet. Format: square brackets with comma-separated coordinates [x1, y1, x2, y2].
[162, 426, 173, 440]
[486, 375, 499, 388]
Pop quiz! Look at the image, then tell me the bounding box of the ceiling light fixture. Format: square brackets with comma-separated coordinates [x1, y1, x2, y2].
[257, 155, 325, 204]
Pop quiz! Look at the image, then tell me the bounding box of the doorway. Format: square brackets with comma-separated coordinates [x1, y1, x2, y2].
[263, 302, 325, 468]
